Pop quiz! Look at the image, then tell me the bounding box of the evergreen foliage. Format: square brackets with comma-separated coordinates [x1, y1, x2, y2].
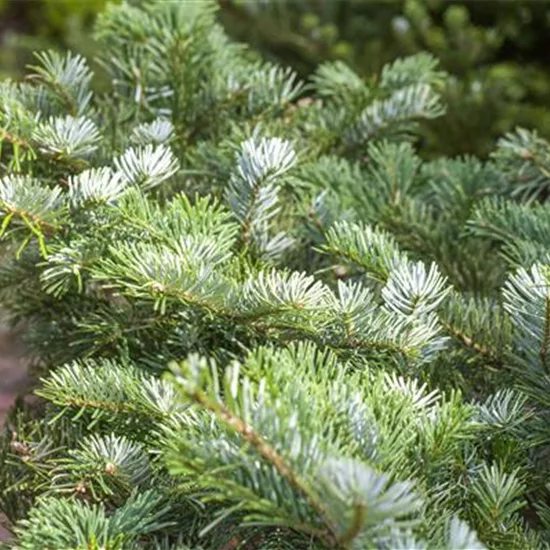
[2, 1, 550, 548]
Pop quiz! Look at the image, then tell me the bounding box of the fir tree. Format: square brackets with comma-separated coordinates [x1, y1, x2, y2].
[1, 1, 550, 549]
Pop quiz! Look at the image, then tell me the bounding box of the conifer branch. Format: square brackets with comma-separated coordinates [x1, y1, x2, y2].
[183, 385, 340, 547]
[0, 1, 546, 547]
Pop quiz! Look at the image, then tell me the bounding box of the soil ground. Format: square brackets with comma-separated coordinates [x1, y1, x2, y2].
[0, 324, 25, 541]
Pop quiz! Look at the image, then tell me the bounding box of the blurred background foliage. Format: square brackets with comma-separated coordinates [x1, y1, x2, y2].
[0, 0, 108, 79]
[2, 0, 550, 157]
[220, 0, 550, 157]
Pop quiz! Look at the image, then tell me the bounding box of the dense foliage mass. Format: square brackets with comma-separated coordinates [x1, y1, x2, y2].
[2, 1, 550, 548]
